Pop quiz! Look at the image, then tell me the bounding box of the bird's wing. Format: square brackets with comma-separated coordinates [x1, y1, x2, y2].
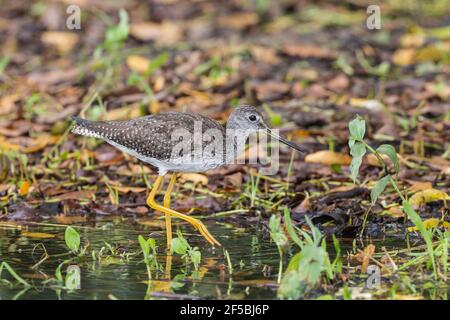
[73, 113, 224, 161]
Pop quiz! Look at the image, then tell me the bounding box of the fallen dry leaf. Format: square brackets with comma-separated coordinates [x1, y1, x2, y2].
[407, 218, 441, 232]
[282, 44, 337, 59]
[179, 173, 208, 185]
[130, 21, 182, 45]
[382, 206, 405, 218]
[408, 188, 449, 208]
[52, 190, 95, 201]
[18, 180, 31, 196]
[217, 12, 259, 30]
[21, 231, 55, 239]
[407, 180, 433, 193]
[355, 244, 376, 273]
[126, 55, 150, 74]
[305, 150, 352, 165]
[41, 31, 79, 54]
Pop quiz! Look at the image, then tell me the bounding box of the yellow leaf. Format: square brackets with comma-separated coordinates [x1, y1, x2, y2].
[399, 33, 425, 47]
[21, 231, 55, 239]
[179, 173, 208, 185]
[407, 218, 440, 232]
[18, 180, 30, 196]
[113, 186, 147, 194]
[408, 189, 449, 208]
[217, 12, 259, 30]
[304, 150, 352, 165]
[41, 31, 79, 54]
[0, 221, 22, 230]
[0, 136, 20, 151]
[392, 48, 416, 66]
[130, 22, 182, 45]
[126, 55, 150, 74]
[443, 221, 450, 230]
[415, 45, 446, 62]
[22, 135, 60, 154]
[136, 218, 166, 228]
[407, 180, 433, 193]
[382, 206, 405, 218]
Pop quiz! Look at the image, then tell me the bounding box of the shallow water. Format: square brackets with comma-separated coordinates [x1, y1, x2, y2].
[0, 217, 283, 300]
[0, 217, 447, 300]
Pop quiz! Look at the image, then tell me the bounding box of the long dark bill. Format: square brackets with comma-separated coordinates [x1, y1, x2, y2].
[266, 128, 307, 153]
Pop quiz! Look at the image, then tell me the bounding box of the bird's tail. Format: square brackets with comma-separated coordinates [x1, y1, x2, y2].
[71, 116, 104, 139]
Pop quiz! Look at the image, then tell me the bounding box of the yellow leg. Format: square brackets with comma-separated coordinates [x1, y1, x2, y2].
[163, 174, 177, 251]
[147, 175, 221, 247]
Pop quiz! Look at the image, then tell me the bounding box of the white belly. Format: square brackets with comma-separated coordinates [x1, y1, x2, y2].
[106, 139, 223, 175]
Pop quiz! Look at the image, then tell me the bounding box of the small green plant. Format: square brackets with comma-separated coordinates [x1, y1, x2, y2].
[171, 231, 201, 271]
[268, 214, 288, 284]
[0, 56, 10, 75]
[348, 115, 437, 278]
[277, 209, 339, 299]
[0, 261, 31, 287]
[138, 235, 158, 280]
[101, 9, 129, 54]
[65, 226, 80, 254]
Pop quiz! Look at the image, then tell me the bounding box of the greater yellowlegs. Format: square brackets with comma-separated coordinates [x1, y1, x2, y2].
[72, 105, 305, 248]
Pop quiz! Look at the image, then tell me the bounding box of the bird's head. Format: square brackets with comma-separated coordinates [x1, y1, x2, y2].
[227, 105, 306, 153]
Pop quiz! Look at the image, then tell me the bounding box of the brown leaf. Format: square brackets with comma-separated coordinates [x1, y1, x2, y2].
[130, 21, 182, 45]
[358, 244, 376, 273]
[407, 180, 433, 193]
[126, 55, 150, 74]
[179, 173, 208, 185]
[21, 231, 55, 239]
[41, 31, 79, 54]
[282, 44, 337, 59]
[217, 12, 259, 30]
[304, 150, 352, 165]
[52, 190, 95, 201]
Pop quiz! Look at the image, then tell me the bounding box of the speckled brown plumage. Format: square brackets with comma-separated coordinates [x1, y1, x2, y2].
[73, 112, 225, 161]
[71, 106, 305, 175]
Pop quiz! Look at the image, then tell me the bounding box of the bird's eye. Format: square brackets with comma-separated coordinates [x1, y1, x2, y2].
[248, 115, 257, 122]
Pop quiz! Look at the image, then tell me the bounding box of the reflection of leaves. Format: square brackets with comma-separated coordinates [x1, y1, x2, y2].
[171, 274, 186, 290]
[279, 244, 328, 299]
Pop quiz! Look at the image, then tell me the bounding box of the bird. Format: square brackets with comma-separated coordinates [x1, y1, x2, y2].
[71, 105, 306, 249]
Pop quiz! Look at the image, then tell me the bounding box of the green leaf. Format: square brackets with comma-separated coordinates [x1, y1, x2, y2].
[138, 235, 149, 261]
[105, 9, 129, 50]
[376, 144, 399, 173]
[171, 237, 188, 255]
[278, 270, 305, 299]
[349, 142, 366, 183]
[349, 116, 366, 140]
[402, 201, 436, 277]
[370, 174, 390, 204]
[0, 56, 10, 75]
[269, 215, 288, 247]
[0, 262, 31, 287]
[190, 250, 201, 267]
[146, 52, 169, 76]
[65, 226, 80, 253]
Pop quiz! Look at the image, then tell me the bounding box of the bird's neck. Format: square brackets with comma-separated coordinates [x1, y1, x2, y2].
[224, 123, 251, 164]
